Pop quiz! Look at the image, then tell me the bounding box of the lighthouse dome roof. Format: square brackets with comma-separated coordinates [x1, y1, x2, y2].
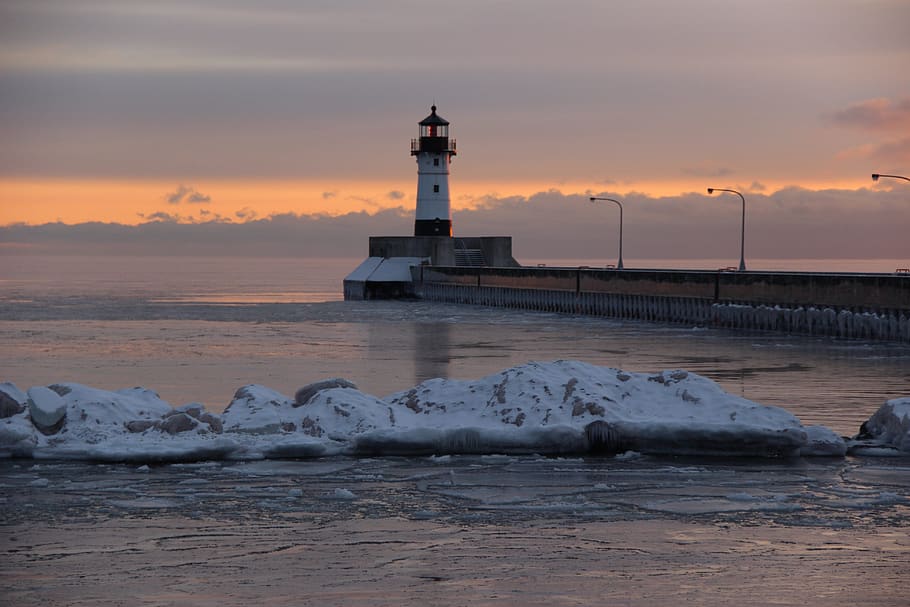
[419, 105, 449, 126]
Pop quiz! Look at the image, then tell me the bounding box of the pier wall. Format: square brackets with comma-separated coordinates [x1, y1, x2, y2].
[412, 266, 910, 342]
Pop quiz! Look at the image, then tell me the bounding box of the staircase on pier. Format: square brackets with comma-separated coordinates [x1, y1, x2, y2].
[454, 248, 486, 267]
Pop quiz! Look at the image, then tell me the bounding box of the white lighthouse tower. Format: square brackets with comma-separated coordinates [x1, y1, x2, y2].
[411, 105, 456, 236]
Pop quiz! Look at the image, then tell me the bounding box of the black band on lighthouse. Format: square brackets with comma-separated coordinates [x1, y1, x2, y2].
[414, 219, 453, 237]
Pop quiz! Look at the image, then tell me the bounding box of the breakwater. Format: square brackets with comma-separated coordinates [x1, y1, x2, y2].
[412, 266, 910, 342]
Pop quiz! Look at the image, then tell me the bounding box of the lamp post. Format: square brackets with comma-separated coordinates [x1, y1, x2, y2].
[707, 187, 746, 272]
[589, 197, 624, 269]
[872, 173, 910, 183]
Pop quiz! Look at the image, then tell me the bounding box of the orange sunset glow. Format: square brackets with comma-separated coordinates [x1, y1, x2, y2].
[0, 177, 880, 227]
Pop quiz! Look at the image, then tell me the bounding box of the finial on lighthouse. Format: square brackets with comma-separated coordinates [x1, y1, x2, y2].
[411, 104, 456, 237]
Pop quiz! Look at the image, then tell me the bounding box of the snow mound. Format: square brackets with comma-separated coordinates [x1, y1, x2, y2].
[1, 360, 898, 462]
[382, 362, 807, 457]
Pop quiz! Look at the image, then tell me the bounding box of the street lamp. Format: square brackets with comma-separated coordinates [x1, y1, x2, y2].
[707, 187, 746, 272]
[872, 173, 910, 183]
[589, 197, 624, 269]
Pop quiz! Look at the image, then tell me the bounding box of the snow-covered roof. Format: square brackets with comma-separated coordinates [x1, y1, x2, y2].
[344, 257, 384, 282]
[344, 257, 426, 283]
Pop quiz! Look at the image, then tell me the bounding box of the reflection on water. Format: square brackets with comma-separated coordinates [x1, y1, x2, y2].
[367, 320, 453, 391]
[414, 322, 452, 385]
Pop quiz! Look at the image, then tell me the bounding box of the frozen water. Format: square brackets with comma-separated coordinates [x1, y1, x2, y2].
[2, 455, 907, 606]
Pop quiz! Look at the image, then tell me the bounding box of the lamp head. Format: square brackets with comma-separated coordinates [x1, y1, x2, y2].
[707, 188, 714, 194]
[871, 174, 880, 181]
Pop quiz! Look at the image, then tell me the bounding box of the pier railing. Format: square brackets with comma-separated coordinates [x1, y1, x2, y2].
[412, 266, 910, 342]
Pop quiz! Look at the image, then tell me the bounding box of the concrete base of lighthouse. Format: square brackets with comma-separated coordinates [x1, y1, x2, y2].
[343, 236, 519, 300]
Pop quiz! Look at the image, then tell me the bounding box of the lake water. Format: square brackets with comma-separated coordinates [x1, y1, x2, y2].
[1, 254, 908, 605]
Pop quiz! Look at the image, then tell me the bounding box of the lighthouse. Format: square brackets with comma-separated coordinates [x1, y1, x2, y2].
[411, 105, 456, 237]
[344, 104, 518, 300]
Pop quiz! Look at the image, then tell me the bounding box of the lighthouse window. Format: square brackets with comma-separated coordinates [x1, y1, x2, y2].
[433, 158, 439, 166]
[433, 185, 439, 193]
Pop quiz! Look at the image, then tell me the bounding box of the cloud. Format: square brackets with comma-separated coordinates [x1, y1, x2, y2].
[235, 207, 258, 220]
[3, 188, 906, 260]
[871, 136, 910, 163]
[830, 97, 910, 165]
[836, 136, 910, 163]
[166, 184, 212, 205]
[348, 195, 381, 208]
[322, 191, 337, 199]
[386, 190, 405, 200]
[140, 207, 234, 224]
[835, 143, 877, 161]
[829, 97, 910, 132]
[142, 211, 182, 223]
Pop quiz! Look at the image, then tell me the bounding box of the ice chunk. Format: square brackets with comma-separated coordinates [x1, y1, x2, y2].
[159, 412, 199, 435]
[800, 425, 847, 457]
[27, 386, 67, 434]
[47, 383, 172, 446]
[294, 378, 358, 407]
[0, 385, 37, 456]
[354, 425, 588, 456]
[328, 488, 357, 500]
[0, 382, 28, 418]
[289, 387, 409, 441]
[855, 397, 910, 453]
[221, 385, 292, 434]
[0, 414, 37, 457]
[171, 403, 223, 433]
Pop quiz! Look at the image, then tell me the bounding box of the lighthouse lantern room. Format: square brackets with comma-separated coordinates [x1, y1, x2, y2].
[411, 105, 456, 237]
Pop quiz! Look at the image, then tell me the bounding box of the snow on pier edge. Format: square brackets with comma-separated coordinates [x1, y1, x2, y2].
[0, 360, 906, 462]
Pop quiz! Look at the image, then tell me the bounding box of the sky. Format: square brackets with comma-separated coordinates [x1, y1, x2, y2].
[0, 0, 908, 259]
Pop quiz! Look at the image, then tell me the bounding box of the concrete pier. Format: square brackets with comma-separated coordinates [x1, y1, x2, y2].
[411, 266, 910, 342]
